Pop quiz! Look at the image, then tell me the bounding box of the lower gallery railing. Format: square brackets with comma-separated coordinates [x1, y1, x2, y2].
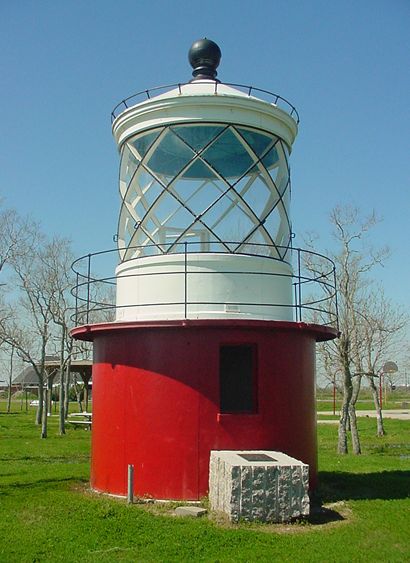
[71, 243, 338, 329]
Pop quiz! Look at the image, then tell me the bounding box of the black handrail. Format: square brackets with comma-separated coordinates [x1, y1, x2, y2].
[111, 81, 299, 124]
[71, 242, 338, 329]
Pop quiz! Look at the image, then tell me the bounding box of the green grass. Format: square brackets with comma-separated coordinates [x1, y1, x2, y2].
[316, 389, 410, 413]
[0, 412, 409, 562]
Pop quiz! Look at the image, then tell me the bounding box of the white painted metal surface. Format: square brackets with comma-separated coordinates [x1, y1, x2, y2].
[112, 81, 298, 150]
[115, 253, 293, 321]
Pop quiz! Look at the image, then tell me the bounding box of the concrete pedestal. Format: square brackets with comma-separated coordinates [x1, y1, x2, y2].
[209, 450, 309, 522]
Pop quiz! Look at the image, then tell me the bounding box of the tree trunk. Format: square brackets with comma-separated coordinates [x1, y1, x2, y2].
[338, 337, 352, 454]
[59, 326, 66, 435]
[352, 374, 361, 404]
[84, 381, 89, 412]
[347, 374, 362, 454]
[36, 383, 43, 425]
[73, 378, 84, 412]
[59, 366, 65, 435]
[7, 347, 14, 414]
[41, 387, 48, 438]
[80, 372, 91, 412]
[348, 404, 361, 454]
[64, 357, 72, 419]
[47, 376, 54, 415]
[37, 344, 47, 426]
[338, 396, 351, 454]
[367, 375, 385, 436]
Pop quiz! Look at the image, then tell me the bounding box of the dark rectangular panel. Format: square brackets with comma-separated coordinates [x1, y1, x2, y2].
[219, 345, 256, 413]
[239, 453, 277, 462]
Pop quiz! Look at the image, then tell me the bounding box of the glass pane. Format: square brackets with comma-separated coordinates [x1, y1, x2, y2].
[240, 230, 272, 257]
[172, 125, 225, 152]
[146, 129, 195, 178]
[237, 127, 276, 158]
[120, 145, 140, 189]
[201, 128, 254, 179]
[132, 166, 159, 192]
[131, 129, 161, 159]
[182, 157, 216, 179]
[235, 173, 270, 218]
[203, 196, 256, 243]
[162, 205, 195, 231]
[141, 216, 157, 234]
[140, 179, 163, 208]
[174, 177, 221, 213]
[151, 192, 183, 226]
[118, 211, 134, 247]
[261, 144, 280, 172]
[263, 207, 282, 240]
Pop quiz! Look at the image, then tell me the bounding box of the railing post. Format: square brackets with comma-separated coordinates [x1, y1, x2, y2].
[184, 242, 188, 319]
[86, 254, 91, 325]
[75, 272, 79, 326]
[297, 249, 302, 322]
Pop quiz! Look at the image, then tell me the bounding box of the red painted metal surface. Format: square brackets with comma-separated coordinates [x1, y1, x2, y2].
[72, 320, 337, 500]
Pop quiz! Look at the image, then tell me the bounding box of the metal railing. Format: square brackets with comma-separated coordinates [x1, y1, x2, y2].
[111, 82, 300, 124]
[71, 243, 338, 329]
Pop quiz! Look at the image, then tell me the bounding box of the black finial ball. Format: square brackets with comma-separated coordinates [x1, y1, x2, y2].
[188, 38, 222, 80]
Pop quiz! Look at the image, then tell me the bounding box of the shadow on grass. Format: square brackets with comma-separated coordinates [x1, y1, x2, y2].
[0, 476, 88, 496]
[318, 470, 410, 502]
[308, 505, 346, 525]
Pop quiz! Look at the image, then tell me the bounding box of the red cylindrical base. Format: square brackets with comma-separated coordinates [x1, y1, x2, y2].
[72, 320, 336, 500]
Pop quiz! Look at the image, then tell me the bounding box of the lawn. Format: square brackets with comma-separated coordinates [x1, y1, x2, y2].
[0, 407, 409, 562]
[316, 388, 410, 413]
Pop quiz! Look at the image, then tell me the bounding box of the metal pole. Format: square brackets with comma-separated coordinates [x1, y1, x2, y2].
[297, 249, 302, 322]
[184, 242, 188, 320]
[86, 254, 91, 324]
[127, 464, 134, 504]
[75, 272, 79, 325]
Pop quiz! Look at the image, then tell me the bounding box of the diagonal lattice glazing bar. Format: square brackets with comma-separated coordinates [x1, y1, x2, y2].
[117, 123, 291, 261]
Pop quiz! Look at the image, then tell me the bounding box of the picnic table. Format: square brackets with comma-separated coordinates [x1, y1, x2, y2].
[67, 412, 92, 430]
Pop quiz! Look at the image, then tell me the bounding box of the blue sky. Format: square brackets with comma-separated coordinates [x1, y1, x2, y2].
[1, 0, 409, 310]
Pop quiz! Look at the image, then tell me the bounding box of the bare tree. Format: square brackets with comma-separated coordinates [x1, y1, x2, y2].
[305, 205, 392, 454]
[352, 290, 406, 435]
[40, 237, 76, 434]
[0, 313, 49, 433]
[0, 236, 73, 437]
[0, 206, 40, 277]
[0, 205, 44, 417]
